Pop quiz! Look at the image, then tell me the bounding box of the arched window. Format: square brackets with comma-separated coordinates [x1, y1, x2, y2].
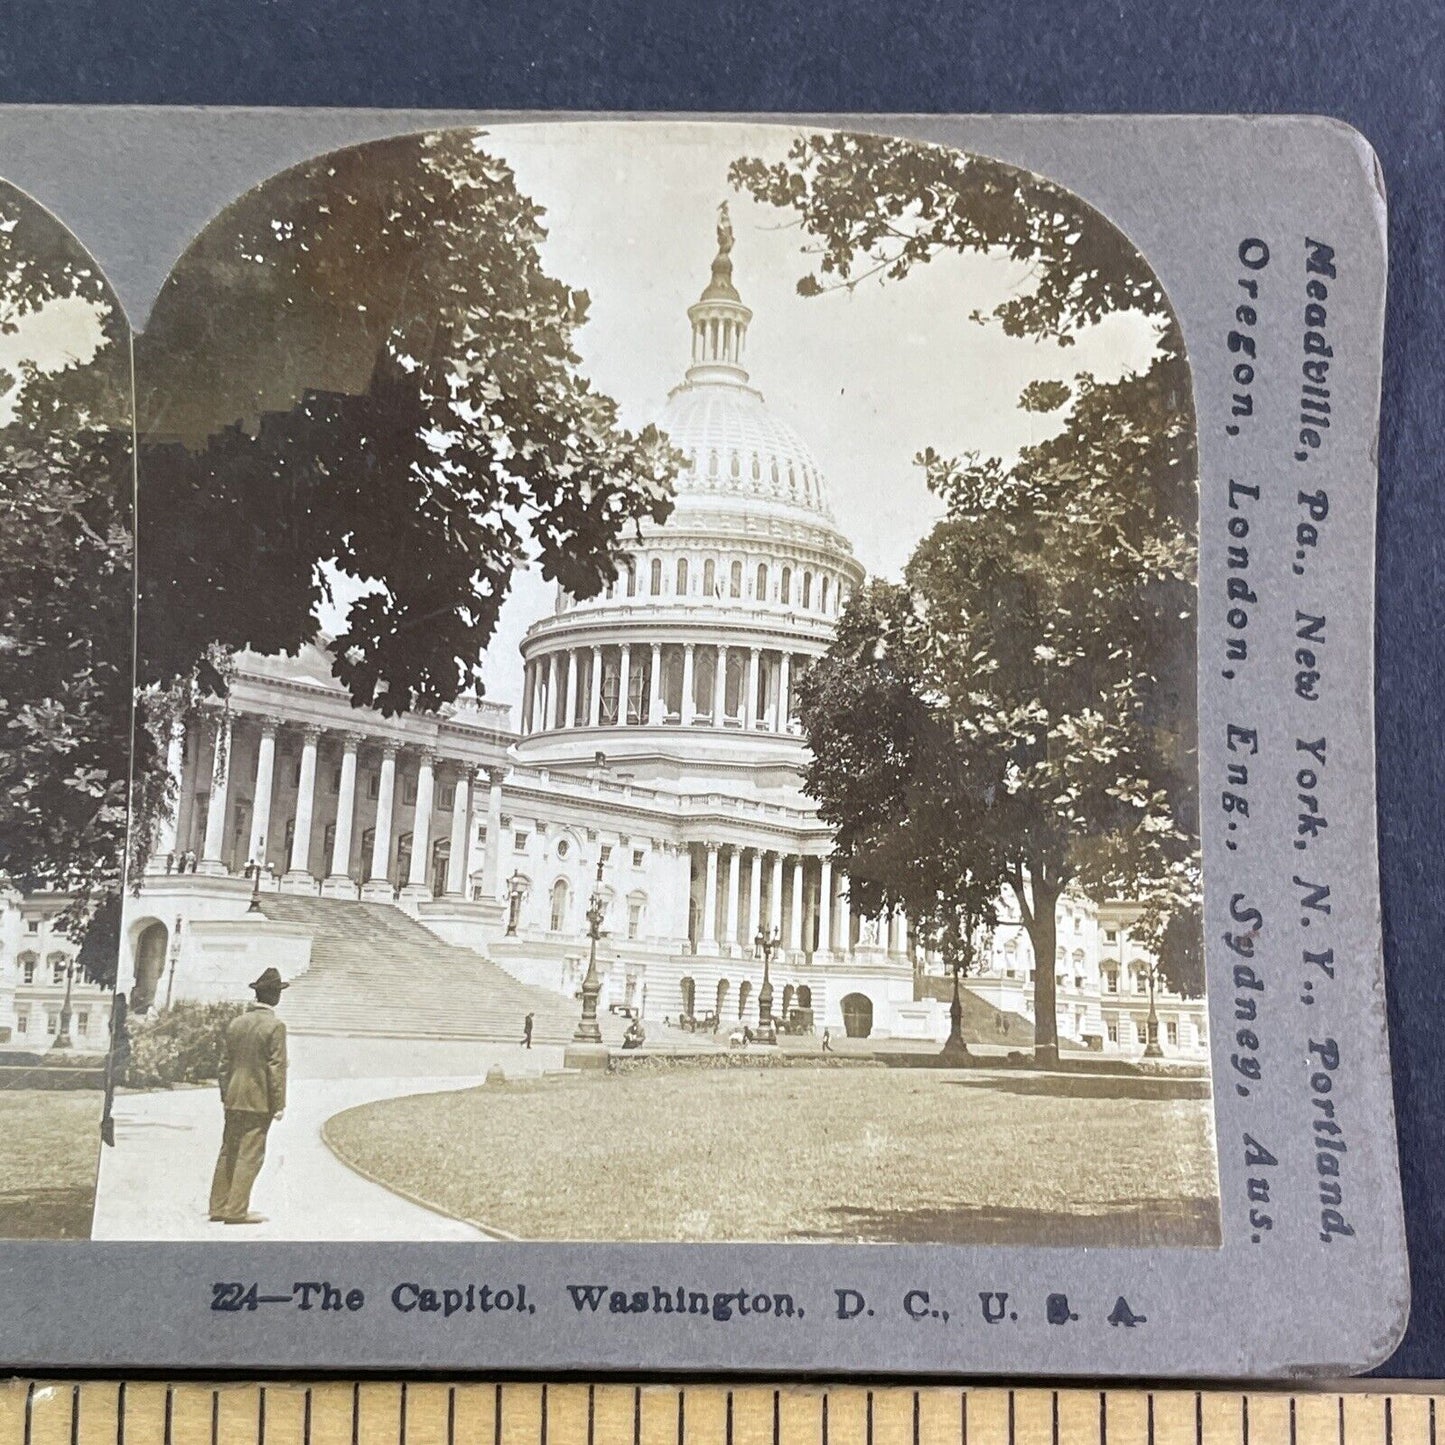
[550, 878, 569, 932]
[801, 571, 812, 609]
[730, 451, 740, 479]
[780, 567, 792, 605]
[18, 952, 36, 985]
[751, 454, 760, 480]
[729, 560, 742, 598]
[649, 558, 662, 596]
[820, 576, 830, 613]
[625, 560, 637, 598]
[770, 459, 779, 485]
[680, 976, 696, 1017]
[708, 450, 718, 478]
[676, 557, 689, 596]
[755, 563, 768, 601]
[703, 559, 716, 596]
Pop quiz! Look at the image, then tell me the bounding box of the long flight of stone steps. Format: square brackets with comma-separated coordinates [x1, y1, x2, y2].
[256, 894, 596, 1044]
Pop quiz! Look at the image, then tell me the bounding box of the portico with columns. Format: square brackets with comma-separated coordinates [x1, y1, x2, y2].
[115, 208, 1204, 1057]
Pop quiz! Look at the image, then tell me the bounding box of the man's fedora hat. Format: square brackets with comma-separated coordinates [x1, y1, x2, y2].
[249, 967, 289, 993]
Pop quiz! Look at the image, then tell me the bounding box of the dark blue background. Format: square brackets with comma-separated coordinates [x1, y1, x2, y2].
[0, 0, 1440, 1379]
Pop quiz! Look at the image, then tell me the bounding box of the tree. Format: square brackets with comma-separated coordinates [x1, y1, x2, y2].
[794, 581, 1009, 1056]
[0, 183, 136, 983]
[734, 133, 1200, 1062]
[131, 128, 682, 859]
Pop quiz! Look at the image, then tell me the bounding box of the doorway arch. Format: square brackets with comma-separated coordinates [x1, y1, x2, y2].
[840, 992, 874, 1039]
[132, 921, 169, 1012]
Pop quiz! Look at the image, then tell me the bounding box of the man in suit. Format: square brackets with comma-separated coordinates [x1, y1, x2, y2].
[209, 967, 288, 1225]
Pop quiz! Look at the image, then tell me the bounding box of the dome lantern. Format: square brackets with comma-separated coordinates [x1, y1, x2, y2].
[684, 202, 754, 388]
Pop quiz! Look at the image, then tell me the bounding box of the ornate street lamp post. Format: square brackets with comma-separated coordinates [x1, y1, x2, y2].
[573, 857, 608, 1044]
[565, 857, 612, 1070]
[247, 839, 265, 913]
[505, 871, 528, 935]
[54, 960, 75, 1049]
[941, 962, 967, 1059]
[1144, 959, 1164, 1058]
[754, 926, 780, 1028]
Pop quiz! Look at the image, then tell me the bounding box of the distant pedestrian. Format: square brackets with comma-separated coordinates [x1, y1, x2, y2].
[209, 967, 288, 1226]
[822, 1028, 834, 1053]
[521, 1012, 534, 1049]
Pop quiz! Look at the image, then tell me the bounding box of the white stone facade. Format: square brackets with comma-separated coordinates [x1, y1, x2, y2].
[111, 219, 1206, 1060]
[0, 890, 114, 1052]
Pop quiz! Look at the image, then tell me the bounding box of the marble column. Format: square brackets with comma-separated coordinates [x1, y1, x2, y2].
[363, 745, 398, 899]
[725, 846, 741, 945]
[649, 643, 663, 723]
[445, 765, 471, 896]
[589, 646, 603, 727]
[746, 648, 760, 730]
[777, 651, 792, 733]
[769, 851, 784, 935]
[618, 643, 632, 725]
[564, 651, 579, 729]
[701, 843, 719, 952]
[896, 911, 910, 957]
[404, 753, 436, 896]
[198, 713, 234, 874]
[681, 644, 696, 726]
[148, 717, 186, 872]
[247, 717, 279, 872]
[747, 848, 763, 948]
[282, 725, 321, 886]
[521, 664, 535, 736]
[547, 653, 561, 730]
[840, 872, 854, 952]
[713, 643, 728, 725]
[818, 858, 834, 953]
[322, 731, 360, 894]
[482, 767, 504, 901]
[790, 856, 805, 952]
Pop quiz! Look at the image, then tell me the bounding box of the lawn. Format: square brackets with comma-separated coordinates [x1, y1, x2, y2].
[0, 1090, 104, 1238]
[324, 1065, 1221, 1246]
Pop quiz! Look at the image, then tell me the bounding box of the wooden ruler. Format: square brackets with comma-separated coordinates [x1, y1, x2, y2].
[0, 1383, 1440, 1445]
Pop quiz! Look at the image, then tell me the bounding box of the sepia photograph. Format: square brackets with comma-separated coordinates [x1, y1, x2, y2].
[0, 121, 1215, 1246]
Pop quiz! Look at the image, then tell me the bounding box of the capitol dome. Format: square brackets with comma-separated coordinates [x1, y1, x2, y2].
[658, 384, 835, 524]
[513, 204, 864, 772]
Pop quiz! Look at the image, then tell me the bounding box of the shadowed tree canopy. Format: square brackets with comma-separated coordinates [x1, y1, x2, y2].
[0, 184, 136, 983]
[137, 129, 681, 717]
[734, 133, 1201, 1060]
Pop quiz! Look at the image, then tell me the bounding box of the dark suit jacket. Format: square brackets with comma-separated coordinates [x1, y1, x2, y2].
[218, 1004, 287, 1116]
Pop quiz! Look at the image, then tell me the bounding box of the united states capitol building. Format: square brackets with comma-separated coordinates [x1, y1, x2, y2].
[101, 217, 1207, 1063]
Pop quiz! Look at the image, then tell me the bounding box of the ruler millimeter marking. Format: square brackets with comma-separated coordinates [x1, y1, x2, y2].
[2, 1384, 1441, 1445]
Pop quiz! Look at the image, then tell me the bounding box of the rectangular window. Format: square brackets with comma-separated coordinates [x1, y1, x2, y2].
[440, 784, 455, 809]
[632, 848, 644, 868]
[1135, 974, 1147, 994]
[1166, 1020, 1179, 1046]
[600, 844, 613, 864]
[15, 1014, 26, 1034]
[1104, 928, 1118, 942]
[53, 961, 65, 983]
[45, 1013, 57, 1035]
[627, 903, 642, 940]
[25, 920, 39, 934]
[1107, 1022, 1118, 1042]
[403, 780, 418, 805]
[514, 831, 529, 852]
[368, 772, 379, 799]
[77, 1012, 89, 1035]
[330, 766, 342, 793]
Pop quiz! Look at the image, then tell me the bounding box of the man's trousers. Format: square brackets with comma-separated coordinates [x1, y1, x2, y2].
[209, 1109, 272, 1221]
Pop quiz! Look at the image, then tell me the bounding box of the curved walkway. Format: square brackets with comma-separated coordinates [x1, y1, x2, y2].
[91, 1039, 563, 1240]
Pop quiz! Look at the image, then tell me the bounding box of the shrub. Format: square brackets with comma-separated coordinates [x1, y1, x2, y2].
[126, 1001, 246, 1088]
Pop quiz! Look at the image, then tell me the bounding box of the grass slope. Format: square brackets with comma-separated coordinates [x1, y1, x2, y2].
[0, 1090, 103, 1238]
[325, 1066, 1220, 1246]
